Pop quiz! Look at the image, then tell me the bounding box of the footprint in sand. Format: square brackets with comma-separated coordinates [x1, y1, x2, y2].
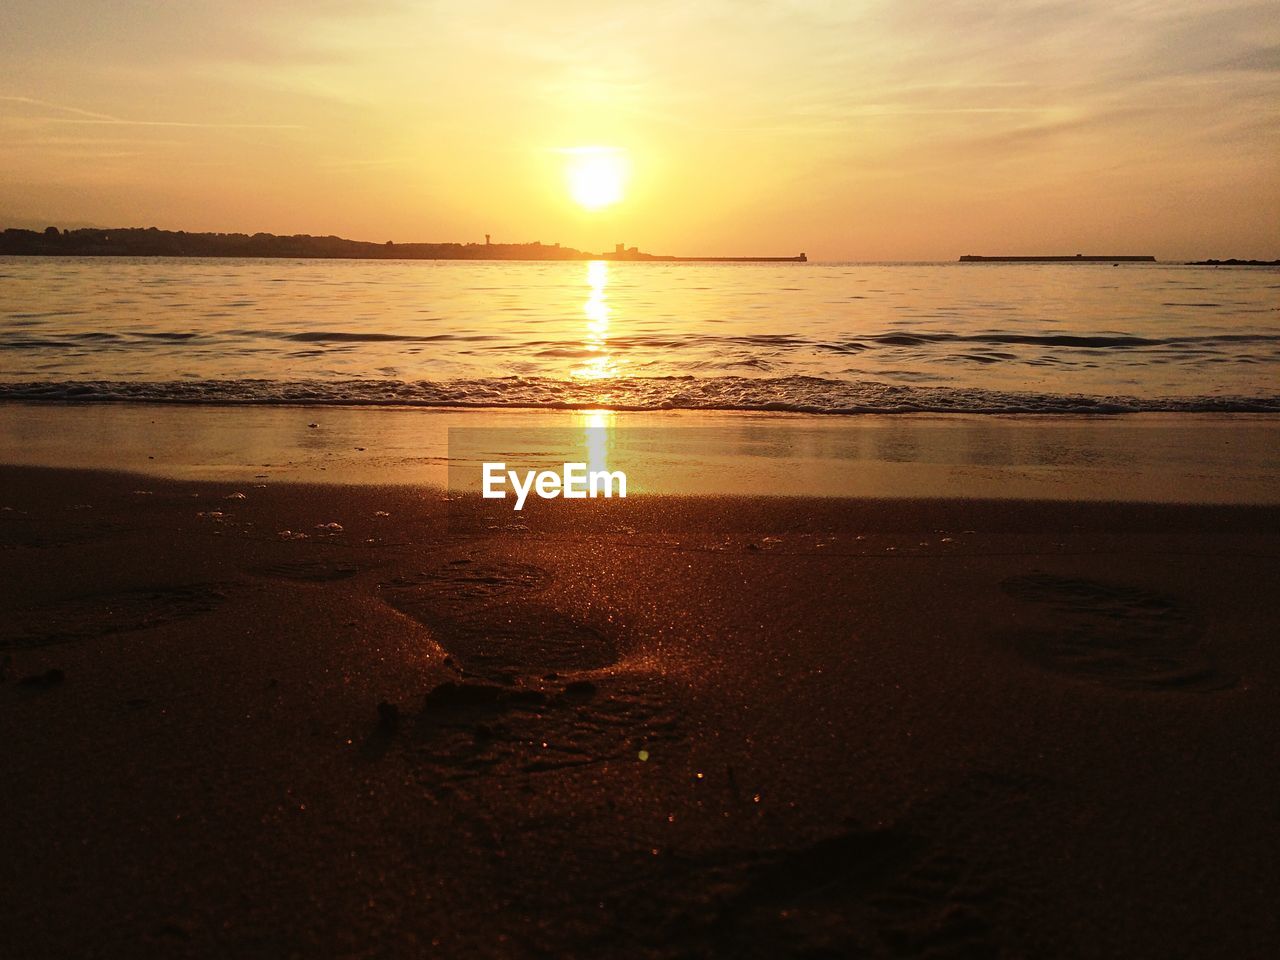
[1001, 573, 1234, 691]
[369, 675, 683, 781]
[379, 560, 613, 678]
[2, 585, 228, 650]
[371, 558, 682, 785]
[383, 559, 550, 610]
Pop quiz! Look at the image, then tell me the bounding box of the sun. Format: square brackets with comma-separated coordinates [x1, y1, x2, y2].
[564, 147, 627, 211]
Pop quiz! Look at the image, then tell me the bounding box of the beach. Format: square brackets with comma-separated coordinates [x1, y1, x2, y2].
[3, 409, 1279, 958]
[6, 0, 1279, 951]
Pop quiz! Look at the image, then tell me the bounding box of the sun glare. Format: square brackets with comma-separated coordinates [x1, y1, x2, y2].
[564, 147, 627, 210]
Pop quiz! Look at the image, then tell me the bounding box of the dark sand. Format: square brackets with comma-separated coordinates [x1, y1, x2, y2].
[2, 465, 1279, 958]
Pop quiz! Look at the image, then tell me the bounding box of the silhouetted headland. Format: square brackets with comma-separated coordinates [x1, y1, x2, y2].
[0, 227, 805, 263]
[960, 254, 1157, 263]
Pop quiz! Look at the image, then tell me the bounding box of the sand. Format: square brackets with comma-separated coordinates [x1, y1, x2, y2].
[2, 460, 1279, 958]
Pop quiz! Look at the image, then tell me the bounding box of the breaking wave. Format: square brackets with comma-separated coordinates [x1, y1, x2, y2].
[2, 376, 1277, 415]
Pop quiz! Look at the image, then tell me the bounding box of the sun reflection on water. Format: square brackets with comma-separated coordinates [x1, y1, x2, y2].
[574, 260, 617, 380]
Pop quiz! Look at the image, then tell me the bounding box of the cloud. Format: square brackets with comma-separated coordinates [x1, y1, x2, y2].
[0, 96, 302, 130]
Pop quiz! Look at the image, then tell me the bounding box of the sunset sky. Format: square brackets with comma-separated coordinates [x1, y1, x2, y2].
[1, 1, 1276, 260]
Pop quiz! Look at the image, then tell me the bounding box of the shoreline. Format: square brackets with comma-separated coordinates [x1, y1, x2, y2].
[3, 402, 1278, 503]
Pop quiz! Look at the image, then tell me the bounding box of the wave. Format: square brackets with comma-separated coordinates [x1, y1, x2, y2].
[7, 329, 1278, 353]
[2, 377, 1278, 415]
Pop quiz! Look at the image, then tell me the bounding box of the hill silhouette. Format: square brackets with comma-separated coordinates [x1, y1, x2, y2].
[0, 226, 805, 262]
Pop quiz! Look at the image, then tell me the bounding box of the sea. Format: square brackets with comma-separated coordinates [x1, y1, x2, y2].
[2, 257, 1278, 414]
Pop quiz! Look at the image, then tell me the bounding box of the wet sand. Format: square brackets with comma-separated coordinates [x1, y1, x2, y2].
[2, 463, 1279, 958]
[3, 402, 1280, 503]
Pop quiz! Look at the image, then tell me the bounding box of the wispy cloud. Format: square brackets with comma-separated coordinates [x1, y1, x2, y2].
[0, 96, 302, 130]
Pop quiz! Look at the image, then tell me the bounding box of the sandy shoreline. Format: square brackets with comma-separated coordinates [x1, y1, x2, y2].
[2, 462, 1279, 957]
[3, 402, 1280, 502]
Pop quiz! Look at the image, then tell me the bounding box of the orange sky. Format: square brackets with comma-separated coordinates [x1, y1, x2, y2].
[1, 1, 1277, 260]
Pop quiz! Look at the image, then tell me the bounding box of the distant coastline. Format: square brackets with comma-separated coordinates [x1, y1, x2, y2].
[0, 226, 805, 263]
[959, 254, 1157, 263]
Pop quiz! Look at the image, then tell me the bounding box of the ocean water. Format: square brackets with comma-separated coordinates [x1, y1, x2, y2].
[1, 256, 1277, 413]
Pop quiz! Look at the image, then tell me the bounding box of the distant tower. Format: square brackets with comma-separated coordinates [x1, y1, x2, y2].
[485, 234, 491, 245]
[615, 243, 624, 254]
